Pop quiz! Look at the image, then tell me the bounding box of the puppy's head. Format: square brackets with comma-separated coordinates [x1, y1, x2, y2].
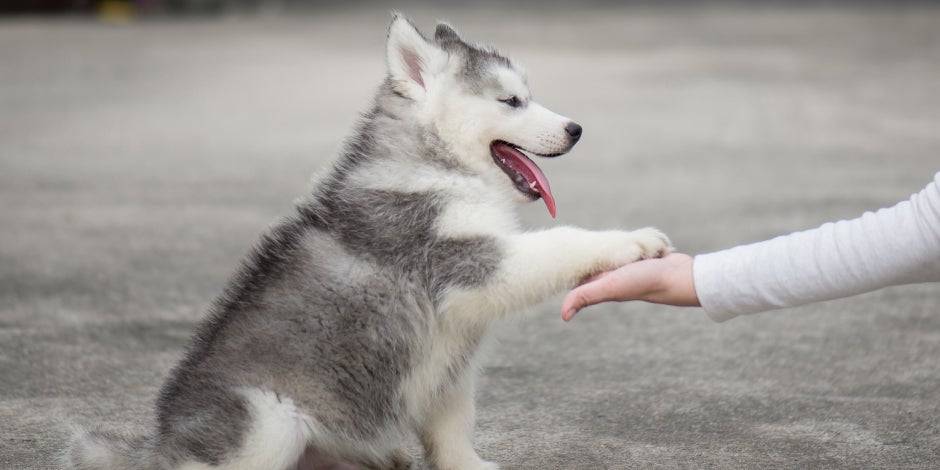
[385, 13, 582, 217]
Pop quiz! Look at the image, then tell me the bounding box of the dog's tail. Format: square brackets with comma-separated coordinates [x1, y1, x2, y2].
[63, 426, 159, 470]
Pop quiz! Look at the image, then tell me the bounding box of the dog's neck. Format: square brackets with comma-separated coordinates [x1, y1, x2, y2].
[373, 81, 470, 170]
[323, 82, 493, 193]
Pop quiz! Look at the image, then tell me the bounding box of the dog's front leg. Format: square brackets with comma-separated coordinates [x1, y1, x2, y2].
[419, 373, 496, 470]
[444, 226, 670, 321]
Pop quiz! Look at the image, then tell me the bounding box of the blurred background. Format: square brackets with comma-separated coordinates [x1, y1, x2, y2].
[1, 1, 939, 468]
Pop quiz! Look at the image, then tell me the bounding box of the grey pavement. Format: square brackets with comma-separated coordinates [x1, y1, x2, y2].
[1, 5, 939, 469]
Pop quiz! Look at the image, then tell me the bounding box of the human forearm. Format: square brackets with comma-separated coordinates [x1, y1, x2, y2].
[695, 173, 940, 321]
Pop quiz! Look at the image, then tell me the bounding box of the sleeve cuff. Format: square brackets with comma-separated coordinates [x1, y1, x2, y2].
[693, 252, 741, 323]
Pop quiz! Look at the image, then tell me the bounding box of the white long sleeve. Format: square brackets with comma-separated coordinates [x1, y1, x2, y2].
[694, 172, 940, 322]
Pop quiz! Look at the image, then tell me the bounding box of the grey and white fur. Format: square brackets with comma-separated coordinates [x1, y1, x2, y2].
[65, 13, 671, 470]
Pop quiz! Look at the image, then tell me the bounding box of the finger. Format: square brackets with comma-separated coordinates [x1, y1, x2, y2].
[562, 273, 634, 321]
[576, 269, 612, 287]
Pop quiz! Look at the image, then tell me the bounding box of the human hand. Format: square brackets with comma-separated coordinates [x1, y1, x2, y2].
[561, 253, 700, 321]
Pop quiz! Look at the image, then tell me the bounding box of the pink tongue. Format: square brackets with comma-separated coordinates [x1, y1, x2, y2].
[492, 142, 556, 218]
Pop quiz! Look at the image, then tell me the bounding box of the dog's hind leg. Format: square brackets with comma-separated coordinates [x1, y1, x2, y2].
[177, 388, 313, 470]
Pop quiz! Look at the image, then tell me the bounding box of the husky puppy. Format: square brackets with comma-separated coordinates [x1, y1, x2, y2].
[66, 14, 670, 470]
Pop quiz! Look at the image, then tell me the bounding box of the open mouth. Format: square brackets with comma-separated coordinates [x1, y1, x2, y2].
[490, 140, 558, 218]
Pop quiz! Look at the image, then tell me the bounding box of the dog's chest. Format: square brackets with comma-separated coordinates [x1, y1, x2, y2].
[400, 320, 486, 418]
[435, 194, 519, 238]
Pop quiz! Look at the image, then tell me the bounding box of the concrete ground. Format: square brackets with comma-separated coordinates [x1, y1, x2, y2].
[1, 5, 939, 469]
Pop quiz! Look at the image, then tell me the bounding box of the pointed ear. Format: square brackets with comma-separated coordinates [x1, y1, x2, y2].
[386, 13, 445, 99]
[434, 22, 462, 45]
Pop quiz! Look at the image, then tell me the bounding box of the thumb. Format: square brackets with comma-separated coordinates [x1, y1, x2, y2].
[562, 272, 631, 321]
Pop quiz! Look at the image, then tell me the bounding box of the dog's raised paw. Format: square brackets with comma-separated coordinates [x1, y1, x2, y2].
[628, 227, 673, 260]
[591, 228, 670, 269]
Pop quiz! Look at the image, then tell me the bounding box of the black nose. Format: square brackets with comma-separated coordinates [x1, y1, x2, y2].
[565, 122, 583, 141]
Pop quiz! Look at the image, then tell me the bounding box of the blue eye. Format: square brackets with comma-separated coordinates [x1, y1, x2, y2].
[499, 96, 522, 108]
